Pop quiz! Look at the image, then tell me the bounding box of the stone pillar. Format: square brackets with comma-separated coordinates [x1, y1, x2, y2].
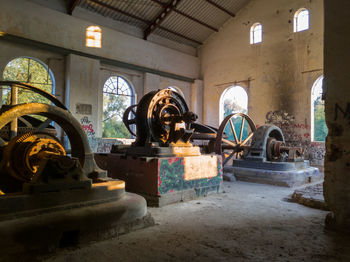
[323, 0, 350, 230]
[143, 73, 160, 95]
[190, 79, 203, 123]
[66, 54, 100, 138]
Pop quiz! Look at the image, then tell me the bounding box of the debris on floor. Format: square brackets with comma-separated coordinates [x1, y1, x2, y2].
[291, 182, 329, 210]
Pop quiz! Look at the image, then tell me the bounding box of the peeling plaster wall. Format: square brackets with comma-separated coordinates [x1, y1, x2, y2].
[323, 0, 350, 230]
[200, 0, 324, 165]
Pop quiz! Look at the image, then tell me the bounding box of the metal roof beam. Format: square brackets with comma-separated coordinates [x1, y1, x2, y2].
[205, 0, 235, 18]
[151, 0, 218, 32]
[144, 0, 181, 40]
[68, 0, 81, 15]
[88, 0, 201, 45]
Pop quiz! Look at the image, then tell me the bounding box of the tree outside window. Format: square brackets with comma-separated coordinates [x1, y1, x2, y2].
[311, 76, 327, 141]
[2, 57, 54, 105]
[102, 76, 134, 138]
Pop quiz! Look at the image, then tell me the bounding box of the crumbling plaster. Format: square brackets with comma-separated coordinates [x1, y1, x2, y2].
[200, 0, 324, 164]
[201, 0, 323, 127]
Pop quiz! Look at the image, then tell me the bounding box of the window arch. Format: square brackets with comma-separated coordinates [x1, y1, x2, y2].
[86, 26, 102, 48]
[294, 8, 309, 32]
[219, 85, 248, 123]
[2, 57, 54, 105]
[102, 76, 135, 138]
[250, 23, 262, 44]
[311, 76, 327, 141]
[220, 86, 249, 142]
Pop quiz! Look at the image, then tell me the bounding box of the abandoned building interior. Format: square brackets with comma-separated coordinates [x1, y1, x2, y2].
[0, 0, 349, 261]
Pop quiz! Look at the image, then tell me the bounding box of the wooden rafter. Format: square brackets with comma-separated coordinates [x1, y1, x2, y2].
[205, 0, 235, 18]
[150, 0, 218, 32]
[88, 0, 202, 45]
[68, 0, 81, 15]
[144, 0, 181, 40]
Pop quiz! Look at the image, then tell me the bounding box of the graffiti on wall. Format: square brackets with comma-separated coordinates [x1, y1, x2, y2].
[334, 102, 350, 123]
[265, 110, 325, 166]
[80, 116, 95, 137]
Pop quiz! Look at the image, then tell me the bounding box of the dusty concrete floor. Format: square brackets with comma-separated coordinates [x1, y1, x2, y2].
[44, 181, 350, 262]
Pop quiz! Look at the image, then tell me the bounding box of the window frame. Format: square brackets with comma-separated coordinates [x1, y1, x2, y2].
[102, 75, 135, 138]
[294, 8, 310, 32]
[219, 85, 248, 124]
[250, 23, 263, 44]
[86, 25, 102, 48]
[2, 56, 55, 105]
[311, 75, 327, 142]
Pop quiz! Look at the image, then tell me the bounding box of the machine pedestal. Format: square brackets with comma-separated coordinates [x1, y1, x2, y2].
[95, 154, 223, 207]
[0, 181, 153, 260]
[225, 160, 322, 187]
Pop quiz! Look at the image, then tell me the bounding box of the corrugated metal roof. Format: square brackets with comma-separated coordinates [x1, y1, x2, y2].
[78, 0, 251, 47]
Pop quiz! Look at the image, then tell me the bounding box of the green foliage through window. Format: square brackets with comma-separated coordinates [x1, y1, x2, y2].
[102, 76, 134, 138]
[312, 76, 327, 142]
[313, 97, 327, 141]
[2, 57, 53, 105]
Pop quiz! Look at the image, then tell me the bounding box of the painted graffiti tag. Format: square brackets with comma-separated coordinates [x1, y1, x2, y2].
[265, 110, 325, 166]
[334, 103, 350, 124]
[80, 116, 95, 137]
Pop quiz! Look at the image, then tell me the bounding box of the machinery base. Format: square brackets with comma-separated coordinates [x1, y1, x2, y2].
[225, 165, 322, 187]
[139, 185, 222, 207]
[95, 154, 223, 207]
[0, 185, 153, 260]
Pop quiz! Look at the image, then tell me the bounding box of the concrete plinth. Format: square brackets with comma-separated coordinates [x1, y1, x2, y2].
[95, 154, 223, 206]
[225, 160, 322, 187]
[0, 182, 153, 260]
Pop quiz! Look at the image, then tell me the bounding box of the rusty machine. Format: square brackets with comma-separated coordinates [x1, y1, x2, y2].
[97, 89, 223, 206]
[120, 87, 320, 187]
[190, 112, 321, 187]
[0, 81, 151, 259]
[118, 88, 199, 156]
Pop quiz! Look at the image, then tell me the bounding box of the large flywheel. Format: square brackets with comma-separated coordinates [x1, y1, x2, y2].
[0, 82, 104, 193]
[215, 113, 256, 165]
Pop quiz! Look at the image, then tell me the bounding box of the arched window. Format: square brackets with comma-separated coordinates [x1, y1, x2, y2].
[86, 26, 102, 48]
[2, 57, 54, 105]
[250, 23, 262, 44]
[311, 76, 327, 141]
[220, 86, 249, 142]
[219, 86, 248, 123]
[167, 86, 184, 98]
[102, 76, 135, 138]
[294, 8, 309, 32]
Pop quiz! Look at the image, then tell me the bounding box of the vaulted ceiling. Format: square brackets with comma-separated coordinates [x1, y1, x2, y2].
[68, 0, 251, 47]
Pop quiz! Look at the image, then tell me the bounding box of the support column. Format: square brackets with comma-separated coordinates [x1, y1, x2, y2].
[190, 79, 203, 123]
[323, 0, 350, 230]
[143, 73, 160, 95]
